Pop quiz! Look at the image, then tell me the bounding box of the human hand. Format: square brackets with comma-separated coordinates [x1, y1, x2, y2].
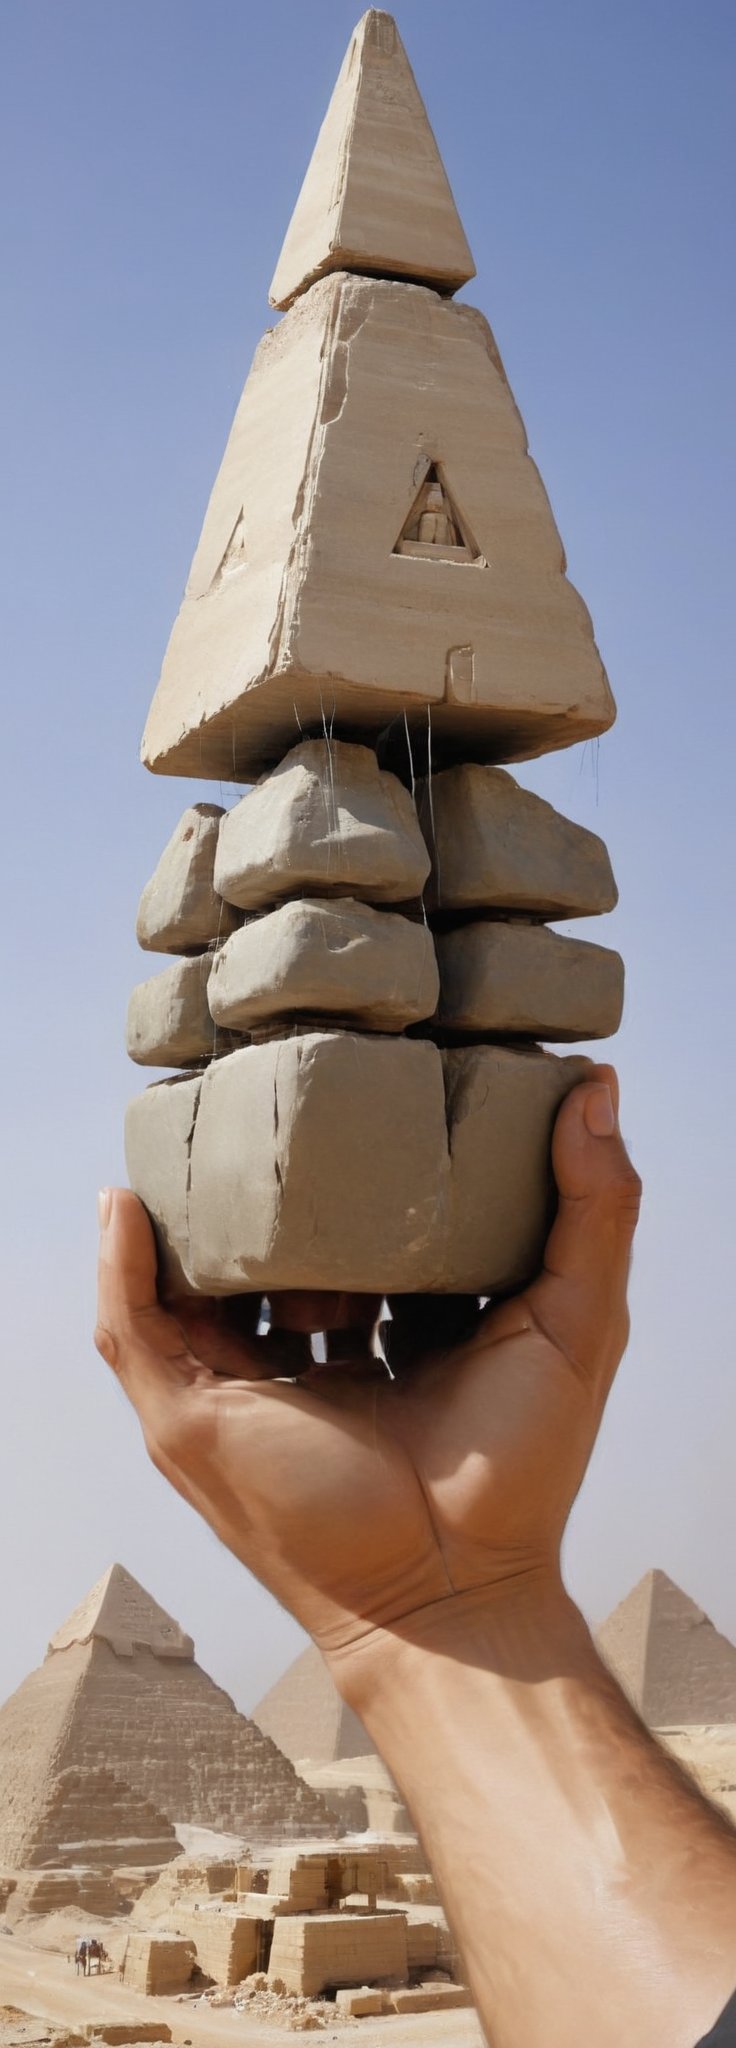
[95, 1064, 640, 1675]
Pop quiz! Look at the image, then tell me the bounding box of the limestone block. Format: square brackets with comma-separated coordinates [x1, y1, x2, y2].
[214, 742, 430, 911]
[267, 1910, 408, 1998]
[335, 1989, 386, 2016]
[390, 1985, 472, 2012]
[186, 1911, 258, 1987]
[142, 276, 614, 781]
[121, 1933, 196, 1996]
[208, 897, 438, 1032]
[126, 956, 215, 1067]
[136, 804, 240, 954]
[127, 1036, 587, 1296]
[124, 1075, 201, 1296]
[439, 1044, 588, 1291]
[269, 12, 475, 310]
[186, 1034, 448, 1294]
[422, 764, 617, 914]
[436, 922, 624, 1040]
[82, 2029, 172, 2045]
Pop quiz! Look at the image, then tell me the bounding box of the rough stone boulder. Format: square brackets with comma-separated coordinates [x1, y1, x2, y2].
[436, 921, 624, 1040]
[421, 763, 618, 915]
[208, 896, 439, 1033]
[214, 740, 430, 910]
[136, 804, 239, 953]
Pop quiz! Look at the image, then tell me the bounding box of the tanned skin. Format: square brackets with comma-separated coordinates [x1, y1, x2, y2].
[96, 1066, 736, 2048]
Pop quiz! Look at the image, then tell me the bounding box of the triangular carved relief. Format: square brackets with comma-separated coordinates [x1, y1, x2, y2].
[212, 507, 247, 586]
[394, 463, 482, 564]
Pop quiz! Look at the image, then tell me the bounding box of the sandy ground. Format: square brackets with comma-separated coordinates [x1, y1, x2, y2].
[0, 1935, 484, 2048]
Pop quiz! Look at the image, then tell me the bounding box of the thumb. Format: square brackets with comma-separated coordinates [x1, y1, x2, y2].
[95, 1188, 197, 1417]
[522, 1065, 642, 1388]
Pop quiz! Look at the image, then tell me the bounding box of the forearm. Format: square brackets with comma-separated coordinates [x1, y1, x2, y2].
[334, 1579, 736, 2048]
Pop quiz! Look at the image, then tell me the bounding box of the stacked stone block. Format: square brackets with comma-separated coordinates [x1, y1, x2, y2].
[126, 10, 623, 1304]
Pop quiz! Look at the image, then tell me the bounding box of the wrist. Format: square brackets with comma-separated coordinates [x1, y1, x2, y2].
[326, 1566, 585, 1724]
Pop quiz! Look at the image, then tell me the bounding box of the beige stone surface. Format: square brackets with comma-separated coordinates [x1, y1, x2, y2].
[185, 1033, 447, 1293]
[0, 1565, 335, 1867]
[438, 1043, 588, 1292]
[209, 897, 438, 1032]
[436, 921, 624, 1040]
[269, 10, 475, 311]
[128, 1033, 586, 1295]
[82, 2028, 172, 2045]
[214, 742, 430, 911]
[49, 1564, 194, 1661]
[267, 1910, 408, 1998]
[121, 1934, 196, 1996]
[124, 1076, 202, 1297]
[142, 276, 614, 781]
[126, 956, 216, 1068]
[298, 1757, 414, 1838]
[335, 1989, 385, 2016]
[136, 805, 239, 955]
[422, 762, 618, 914]
[596, 1570, 736, 1727]
[391, 1985, 472, 2013]
[181, 1910, 258, 1987]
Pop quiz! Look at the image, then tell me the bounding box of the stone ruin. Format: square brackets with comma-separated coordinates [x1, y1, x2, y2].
[121, 1841, 470, 2018]
[124, 8, 623, 1304]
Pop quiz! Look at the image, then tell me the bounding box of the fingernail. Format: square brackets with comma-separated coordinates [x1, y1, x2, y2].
[584, 1085, 615, 1138]
[97, 1188, 112, 1231]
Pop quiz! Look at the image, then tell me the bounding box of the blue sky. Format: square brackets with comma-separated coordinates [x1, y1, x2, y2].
[1, 1, 734, 1712]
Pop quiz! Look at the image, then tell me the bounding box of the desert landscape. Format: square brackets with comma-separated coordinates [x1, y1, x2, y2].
[2, 1561, 736, 2046]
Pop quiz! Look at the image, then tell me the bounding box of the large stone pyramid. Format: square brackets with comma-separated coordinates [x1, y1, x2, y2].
[596, 1570, 736, 1727]
[0, 1565, 334, 1867]
[253, 1644, 375, 1766]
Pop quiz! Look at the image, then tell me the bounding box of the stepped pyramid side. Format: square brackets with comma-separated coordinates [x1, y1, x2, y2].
[597, 1571, 736, 1727]
[253, 1644, 375, 1766]
[24, 1764, 180, 1871]
[269, 8, 475, 309]
[0, 1650, 84, 1868]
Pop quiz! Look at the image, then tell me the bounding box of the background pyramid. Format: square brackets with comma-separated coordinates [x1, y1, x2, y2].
[0, 1565, 334, 1866]
[253, 1643, 376, 1765]
[596, 1569, 736, 1727]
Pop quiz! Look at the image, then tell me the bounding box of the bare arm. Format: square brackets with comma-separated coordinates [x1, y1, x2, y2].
[96, 1068, 736, 2047]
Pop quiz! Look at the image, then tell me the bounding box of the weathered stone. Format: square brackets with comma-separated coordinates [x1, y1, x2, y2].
[136, 804, 240, 954]
[186, 1034, 447, 1293]
[124, 1074, 201, 1295]
[439, 1044, 588, 1291]
[127, 1035, 588, 1295]
[208, 896, 438, 1032]
[267, 1910, 408, 1998]
[214, 741, 430, 910]
[422, 763, 617, 913]
[269, 11, 475, 311]
[126, 956, 214, 1067]
[436, 922, 624, 1040]
[121, 1933, 196, 1996]
[390, 1985, 472, 2013]
[142, 277, 614, 782]
[334, 1988, 386, 2016]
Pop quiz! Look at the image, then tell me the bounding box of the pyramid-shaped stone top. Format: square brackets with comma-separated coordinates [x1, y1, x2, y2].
[597, 1569, 736, 1727]
[269, 10, 475, 310]
[48, 1563, 195, 1663]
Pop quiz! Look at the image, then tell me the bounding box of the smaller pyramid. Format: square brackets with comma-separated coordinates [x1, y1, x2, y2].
[393, 461, 480, 563]
[596, 1570, 736, 1727]
[253, 1644, 376, 1765]
[270, 10, 475, 310]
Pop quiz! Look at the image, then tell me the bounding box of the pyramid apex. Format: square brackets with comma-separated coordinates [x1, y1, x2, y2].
[47, 1562, 195, 1662]
[269, 10, 475, 311]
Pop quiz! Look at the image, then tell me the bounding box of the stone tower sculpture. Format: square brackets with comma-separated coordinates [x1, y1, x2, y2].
[126, 11, 623, 1301]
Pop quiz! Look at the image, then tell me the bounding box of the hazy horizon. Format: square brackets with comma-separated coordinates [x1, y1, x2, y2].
[1, 0, 734, 1719]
